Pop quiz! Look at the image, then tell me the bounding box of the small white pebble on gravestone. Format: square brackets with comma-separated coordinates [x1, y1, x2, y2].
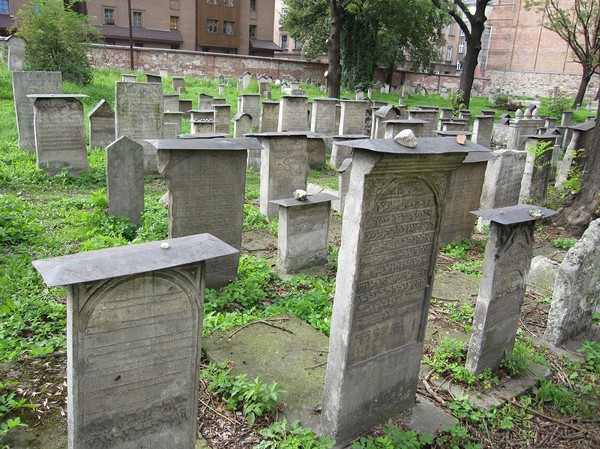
[161, 242, 170, 250]
[529, 208, 543, 219]
[394, 129, 417, 148]
[293, 189, 308, 201]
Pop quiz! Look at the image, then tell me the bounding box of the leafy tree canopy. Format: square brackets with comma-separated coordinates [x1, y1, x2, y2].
[11, 0, 100, 85]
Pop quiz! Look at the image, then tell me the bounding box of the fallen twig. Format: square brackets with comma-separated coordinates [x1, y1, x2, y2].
[228, 318, 294, 339]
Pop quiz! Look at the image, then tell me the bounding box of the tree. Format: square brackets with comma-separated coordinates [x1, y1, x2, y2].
[11, 0, 100, 85]
[554, 100, 600, 234]
[283, 0, 447, 98]
[432, 0, 492, 108]
[526, 0, 599, 108]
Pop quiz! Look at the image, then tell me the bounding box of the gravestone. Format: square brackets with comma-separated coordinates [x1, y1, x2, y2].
[242, 71, 252, 90]
[13, 71, 63, 152]
[556, 120, 596, 190]
[408, 109, 438, 137]
[163, 111, 184, 138]
[115, 81, 164, 173]
[146, 73, 162, 83]
[218, 84, 225, 96]
[7, 36, 26, 71]
[213, 104, 231, 135]
[520, 135, 556, 203]
[466, 205, 557, 374]
[321, 137, 484, 445]
[259, 80, 270, 98]
[278, 95, 309, 132]
[198, 93, 214, 110]
[384, 119, 426, 139]
[164, 94, 180, 112]
[179, 99, 193, 119]
[88, 99, 115, 149]
[371, 106, 401, 139]
[260, 101, 279, 133]
[544, 219, 600, 346]
[472, 115, 494, 148]
[439, 151, 491, 247]
[191, 120, 215, 134]
[271, 193, 335, 273]
[106, 136, 144, 226]
[152, 138, 261, 288]
[33, 234, 237, 449]
[338, 100, 368, 135]
[252, 132, 310, 220]
[441, 119, 470, 132]
[506, 110, 543, 151]
[233, 112, 252, 138]
[172, 77, 185, 91]
[329, 134, 366, 168]
[311, 98, 338, 135]
[190, 109, 214, 122]
[30, 94, 89, 176]
[307, 135, 327, 168]
[121, 74, 137, 82]
[239, 94, 261, 127]
[334, 158, 352, 213]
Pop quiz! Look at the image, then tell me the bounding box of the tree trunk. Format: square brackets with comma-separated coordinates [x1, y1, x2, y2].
[327, 0, 343, 99]
[572, 68, 592, 108]
[554, 100, 600, 235]
[459, 18, 485, 108]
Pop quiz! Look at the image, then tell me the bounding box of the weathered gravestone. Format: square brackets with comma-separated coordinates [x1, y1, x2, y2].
[13, 71, 63, 152]
[241, 71, 252, 90]
[106, 136, 144, 226]
[278, 95, 309, 132]
[179, 99, 193, 119]
[544, 219, 600, 346]
[329, 134, 366, 169]
[213, 104, 231, 135]
[311, 98, 338, 135]
[172, 76, 185, 91]
[33, 234, 237, 449]
[408, 109, 438, 137]
[506, 109, 543, 151]
[115, 81, 164, 173]
[163, 111, 184, 139]
[472, 115, 494, 148]
[384, 119, 426, 139]
[466, 205, 557, 374]
[271, 193, 335, 273]
[163, 93, 180, 112]
[252, 132, 310, 220]
[7, 36, 26, 71]
[239, 94, 260, 127]
[121, 74, 137, 82]
[439, 151, 491, 247]
[321, 137, 487, 445]
[519, 135, 557, 203]
[338, 100, 368, 135]
[371, 105, 401, 139]
[30, 94, 89, 176]
[88, 100, 115, 149]
[151, 138, 262, 288]
[146, 73, 162, 83]
[233, 112, 252, 138]
[198, 93, 214, 110]
[335, 158, 352, 213]
[260, 101, 279, 133]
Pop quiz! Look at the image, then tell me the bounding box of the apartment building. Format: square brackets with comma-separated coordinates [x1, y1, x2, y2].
[273, 0, 302, 58]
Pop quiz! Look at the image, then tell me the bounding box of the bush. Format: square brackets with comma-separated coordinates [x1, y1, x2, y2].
[11, 0, 100, 85]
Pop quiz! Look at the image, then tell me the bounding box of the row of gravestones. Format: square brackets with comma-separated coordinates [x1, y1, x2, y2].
[12, 70, 598, 447]
[32, 126, 599, 447]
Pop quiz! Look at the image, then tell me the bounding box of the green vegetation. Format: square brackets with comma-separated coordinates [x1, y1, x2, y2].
[351, 423, 434, 449]
[255, 419, 335, 448]
[0, 382, 36, 439]
[308, 165, 339, 191]
[551, 237, 578, 250]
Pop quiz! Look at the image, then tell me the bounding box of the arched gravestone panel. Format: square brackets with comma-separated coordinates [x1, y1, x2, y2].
[70, 268, 201, 449]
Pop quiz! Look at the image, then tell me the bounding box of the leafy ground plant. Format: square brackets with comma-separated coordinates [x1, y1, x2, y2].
[0, 381, 36, 440]
[254, 418, 335, 448]
[350, 423, 433, 449]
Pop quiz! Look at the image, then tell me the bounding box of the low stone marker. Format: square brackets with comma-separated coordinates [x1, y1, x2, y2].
[271, 193, 335, 273]
[321, 137, 486, 445]
[88, 99, 115, 149]
[151, 138, 262, 288]
[33, 234, 237, 449]
[172, 76, 185, 91]
[30, 94, 89, 176]
[106, 136, 144, 226]
[164, 93, 180, 112]
[179, 99, 193, 119]
[466, 205, 557, 374]
[115, 81, 164, 174]
[13, 71, 63, 152]
[544, 219, 600, 346]
[233, 112, 252, 138]
[146, 73, 162, 83]
[121, 74, 137, 82]
[199, 93, 214, 110]
[384, 119, 426, 139]
[163, 111, 184, 139]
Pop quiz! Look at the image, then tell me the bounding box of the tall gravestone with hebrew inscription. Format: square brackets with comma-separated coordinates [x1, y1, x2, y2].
[466, 205, 556, 374]
[278, 96, 309, 132]
[152, 138, 262, 288]
[260, 101, 279, 133]
[115, 81, 164, 173]
[31, 94, 89, 176]
[33, 235, 237, 449]
[88, 99, 115, 149]
[12, 71, 63, 152]
[338, 100, 368, 135]
[321, 137, 487, 445]
[311, 98, 338, 135]
[106, 136, 144, 226]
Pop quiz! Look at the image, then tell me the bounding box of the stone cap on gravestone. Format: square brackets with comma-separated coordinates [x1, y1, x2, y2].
[338, 158, 352, 173]
[33, 234, 237, 287]
[233, 112, 253, 121]
[87, 99, 114, 118]
[383, 119, 427, 125]
[247, 131, 319, 138]
[464, 151, 494, 163]
[27, 94, 88, 100]
[147, 137, 263, 151]
[178, 133, 228, 139]
[270, 193, 337, 208]
[470, 204, 558, 226]
[374, 105, 401, 118]
[436, 130, 473, 137]
[568, 120, 596, 132]
[333, 134, 369, 139]
[336, 137, 490, 155]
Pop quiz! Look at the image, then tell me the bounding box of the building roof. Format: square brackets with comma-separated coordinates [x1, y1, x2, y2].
[0, 15, 13, 32]
[98, 25, 183, 44]
[250, 39, 281, 51]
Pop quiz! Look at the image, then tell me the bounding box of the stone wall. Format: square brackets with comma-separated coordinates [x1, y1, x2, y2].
[87, 44, 327, 83]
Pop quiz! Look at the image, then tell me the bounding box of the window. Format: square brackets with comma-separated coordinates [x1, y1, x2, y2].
[456, 60, 463, 71]
[279, 7, 288, 24]
[446, 46, 453, 61]
[249, 25, 257, 39]
[132, 11, 142, 27]
[460, 29, 465, 37]
[207, 0, 217, 4]
[224, 21, 234, 36]
[293, 39, 302, 50]
[170, 16, 179, 31]
[250, 0, 256, 11]
[458, 41, 465, 54]
[206, 19, 218, 34]
[448, 23, 455, 36]
[0, 0, 8, 15]
[103, 8, 115, 25]
[437, 46, 444, 60]
[224, 0, 233, 6]
[281, 35, 288, 49]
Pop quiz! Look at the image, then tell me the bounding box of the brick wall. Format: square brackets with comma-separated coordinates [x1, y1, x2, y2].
[87, 44, 327, 82]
